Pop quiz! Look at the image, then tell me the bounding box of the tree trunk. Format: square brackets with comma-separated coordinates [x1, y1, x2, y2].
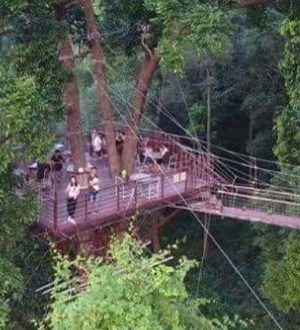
[121, 52, 160, 174]
[80, 0, 119, 177]
[59, 31, 86, 170]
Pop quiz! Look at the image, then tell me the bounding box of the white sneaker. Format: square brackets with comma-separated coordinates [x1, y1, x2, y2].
[68, 216, 76, 224]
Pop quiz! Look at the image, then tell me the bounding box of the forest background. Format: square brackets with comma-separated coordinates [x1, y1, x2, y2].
[1, 0, 300, 329]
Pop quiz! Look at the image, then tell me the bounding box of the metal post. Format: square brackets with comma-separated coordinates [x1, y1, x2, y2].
[117, 183, 120, 213]
[54, 192, 58, 232]
[191, 160, 194, 188]
[161, 173, 164, 200]
[185, 169, 188, 193]
[134, 183, 137, 208]
[84, 193, 88, 222]
[220, 188, 224, 212]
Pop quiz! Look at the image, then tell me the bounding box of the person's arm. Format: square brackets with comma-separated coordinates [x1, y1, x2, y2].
[65, 184, 70, 194]
[96, 177, 100, 187]
[75, 186, 80, 199]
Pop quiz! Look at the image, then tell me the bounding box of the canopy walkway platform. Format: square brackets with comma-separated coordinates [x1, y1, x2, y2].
[35, 130, 300, 239]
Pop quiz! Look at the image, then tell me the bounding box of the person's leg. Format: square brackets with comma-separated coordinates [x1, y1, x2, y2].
[72, 199, 77, 217]
[67, 198, 76, 219]
[92, 191, 99, 212]
[67, 198, 72, 218]
[93, 191, 97, 202]
[68, 199, 76, 223]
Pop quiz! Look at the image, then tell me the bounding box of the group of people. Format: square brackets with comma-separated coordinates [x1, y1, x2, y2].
[36, 149, 64, 183]
[41, 129, 173, 224]
[66, 166, 100, 223]
[139, 143, 171, 168]
[90, 129, 126, 158]
[91, 129, 106, 158]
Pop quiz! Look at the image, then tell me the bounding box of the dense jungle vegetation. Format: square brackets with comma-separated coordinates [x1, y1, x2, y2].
[1, 0, 300, 329]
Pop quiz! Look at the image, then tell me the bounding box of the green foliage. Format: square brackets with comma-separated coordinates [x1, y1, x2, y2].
[260, 232, 300, 314]
[145, 0, 234, 74]
[188, 103, 206, 136]
[0, 258, 23, 329]
[0, 1, 68, 327]
[275, 17, 300, 165]
[43, 233, 216, 330]
[0, 68, 55, 169]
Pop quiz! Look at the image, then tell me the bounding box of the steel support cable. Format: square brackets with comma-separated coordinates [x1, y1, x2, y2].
[213, 154, 300, 185]
[91, 65, 231, 186]
[100, 56, 238, 183]
[106, 63, 286, 199]
[99, 65, 288, 209]
[187, 145, 288, 190]
[101, 99, 284, 330]
[100, 57, 295, 171]
[196, 212, 211, 297]
[146, 152, 283, 330]
[110, 84, 235, 185]
[74, 44, 286, 326]
[178, 143, 241, 184]
[54, 77, 285, 328]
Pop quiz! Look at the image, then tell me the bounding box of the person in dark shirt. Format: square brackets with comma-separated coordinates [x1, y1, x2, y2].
[37, 162, 50, 181]
[51, 150, 64, 182]
[116, 131, 125, 156]
[51, 150, 64, 171]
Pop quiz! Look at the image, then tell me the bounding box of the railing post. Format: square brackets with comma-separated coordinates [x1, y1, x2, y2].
[220, 188, 224, 212]
[117, 183, 120, 213]
[185, 169, 188, 193]
[54, 192, 58, 232]
[191, 161, 194, 188]
[134, 183, 137, 208]
[84, 193, 88, 222]
[161, 173, 165, 200]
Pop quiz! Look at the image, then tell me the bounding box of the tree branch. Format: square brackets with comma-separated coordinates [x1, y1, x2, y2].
[0, 29, 14, 37]
[64, 0, 81, 9]
[240, 0, 271, 7]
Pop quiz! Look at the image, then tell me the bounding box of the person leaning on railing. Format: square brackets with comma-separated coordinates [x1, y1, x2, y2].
[65, 175, 80, 224]
[91, 129, 102, 157]
[88, 166, 100, 205]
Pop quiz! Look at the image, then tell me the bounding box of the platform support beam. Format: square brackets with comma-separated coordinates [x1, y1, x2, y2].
[151, 218, 161, 253]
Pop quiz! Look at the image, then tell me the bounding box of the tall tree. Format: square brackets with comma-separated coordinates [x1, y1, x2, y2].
[75, 0, 234, 174]
[57, 2, 86, 170]
[80, 0, 119, 176]
[60, 34, 86, 170]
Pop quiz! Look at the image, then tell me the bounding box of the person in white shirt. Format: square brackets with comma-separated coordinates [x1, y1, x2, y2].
[89, 166, 100, 203]
[91, 129, 102, 157]
[65, 175, 80, 223]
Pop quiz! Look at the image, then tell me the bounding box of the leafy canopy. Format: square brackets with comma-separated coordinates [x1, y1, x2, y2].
[43, 233, 216, 330]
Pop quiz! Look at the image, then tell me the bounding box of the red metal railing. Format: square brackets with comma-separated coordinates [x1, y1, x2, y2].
[38, 158, 207, 235]
[217, 185, 300, 218]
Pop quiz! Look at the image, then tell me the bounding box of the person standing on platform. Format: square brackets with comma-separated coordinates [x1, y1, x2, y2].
[51, 149, 64, 183]
[116, 131, 125, 156]
[65, 175, 80, 224]
[88, 167, 100, 211]
[91, 129, 102, 158]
